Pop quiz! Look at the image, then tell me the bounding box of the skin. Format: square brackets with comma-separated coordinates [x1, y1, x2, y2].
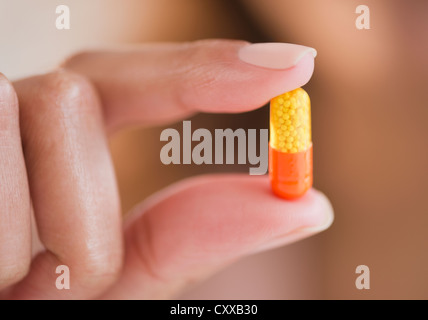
[0, 40, 333, 299]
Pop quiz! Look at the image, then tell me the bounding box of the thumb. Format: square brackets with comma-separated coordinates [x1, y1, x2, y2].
[101, 174, 334, 299]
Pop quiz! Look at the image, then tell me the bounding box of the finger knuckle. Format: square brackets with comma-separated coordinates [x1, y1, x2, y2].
[32, 70, 100, 117]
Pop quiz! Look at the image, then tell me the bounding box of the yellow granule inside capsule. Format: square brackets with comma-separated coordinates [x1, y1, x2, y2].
[270, 88, 311, 153]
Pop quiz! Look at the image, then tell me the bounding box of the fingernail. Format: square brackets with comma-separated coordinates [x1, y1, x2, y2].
[238, 43, 317, 70]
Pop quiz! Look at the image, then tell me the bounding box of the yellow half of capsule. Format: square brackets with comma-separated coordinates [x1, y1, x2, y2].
[270, 88, 312, 153]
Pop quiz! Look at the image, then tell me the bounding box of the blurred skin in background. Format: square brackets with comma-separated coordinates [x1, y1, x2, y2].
[0, 0, 427, 299]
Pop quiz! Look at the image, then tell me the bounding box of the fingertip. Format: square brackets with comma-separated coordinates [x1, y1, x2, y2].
[290, 52, 315, 88]
[249, 188, 333, 254]
[144, 174, 332, 237]
[267, 52, 315, 97]
[184, 49, 316, 114]
[301, 188, 334, 232]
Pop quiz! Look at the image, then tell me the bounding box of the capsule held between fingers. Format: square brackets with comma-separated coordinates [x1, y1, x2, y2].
[269, 87, 313, 199]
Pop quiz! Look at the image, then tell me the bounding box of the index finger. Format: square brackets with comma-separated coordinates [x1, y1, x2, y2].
[63, 40, 316, 133]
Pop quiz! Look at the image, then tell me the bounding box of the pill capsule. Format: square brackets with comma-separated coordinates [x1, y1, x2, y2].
[269, 88, 312, 199]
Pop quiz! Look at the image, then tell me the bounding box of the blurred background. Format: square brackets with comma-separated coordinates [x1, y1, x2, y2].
[0, 0, 427, 299]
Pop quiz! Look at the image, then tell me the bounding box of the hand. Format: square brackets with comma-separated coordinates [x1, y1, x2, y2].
[0, 40, 333, 299]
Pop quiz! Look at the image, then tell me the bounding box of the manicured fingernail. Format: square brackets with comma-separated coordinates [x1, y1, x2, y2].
[238, 43, 317, 70]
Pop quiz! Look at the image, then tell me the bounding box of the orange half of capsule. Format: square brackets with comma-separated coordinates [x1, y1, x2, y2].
[269, 88, 313, 200]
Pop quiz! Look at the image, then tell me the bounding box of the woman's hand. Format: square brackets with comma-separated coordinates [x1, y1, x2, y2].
[0, 40, 333, 299]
